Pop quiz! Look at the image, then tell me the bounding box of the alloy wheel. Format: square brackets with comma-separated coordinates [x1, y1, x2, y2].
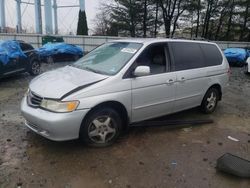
[88, 116, 116, 144]
[206, 92, 217, 111]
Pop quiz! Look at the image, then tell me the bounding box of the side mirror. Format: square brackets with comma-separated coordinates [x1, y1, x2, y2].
[133, 66, 150, 77]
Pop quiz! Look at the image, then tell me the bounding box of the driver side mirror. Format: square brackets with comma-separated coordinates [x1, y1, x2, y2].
[133, 66, 150, 77]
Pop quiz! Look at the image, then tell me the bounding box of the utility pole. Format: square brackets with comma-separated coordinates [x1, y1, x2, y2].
[0, 0, 6, 33]
[16, 0, 22, 33]
[79, 0, 85, 11]
[34, 0, 42, 34]
[44, 0, 53, 34]
[53, 0, 58, 34]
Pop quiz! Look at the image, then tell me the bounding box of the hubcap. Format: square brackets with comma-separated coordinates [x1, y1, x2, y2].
[32, 62, 40, 74]
[206, 92, 217, 111]
[88, 116, 116, 144]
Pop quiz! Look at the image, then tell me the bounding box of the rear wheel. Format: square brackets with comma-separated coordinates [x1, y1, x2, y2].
[200, 88, 219, 114]
[29, 60, 40, 76]
[80, 108, 122, 147]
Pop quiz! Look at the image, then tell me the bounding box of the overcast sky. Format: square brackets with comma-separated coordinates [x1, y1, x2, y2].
[5, 0, 100, 34]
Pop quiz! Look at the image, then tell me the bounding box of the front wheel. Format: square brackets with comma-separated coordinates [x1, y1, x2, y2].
[29, 60, 40, 76]
[200, 88, 219, 114]
[80, 108, 122, 147]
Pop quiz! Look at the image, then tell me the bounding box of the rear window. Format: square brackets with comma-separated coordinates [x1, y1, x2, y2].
[170, 42, 205, 71]
[200, 44, 223, 66]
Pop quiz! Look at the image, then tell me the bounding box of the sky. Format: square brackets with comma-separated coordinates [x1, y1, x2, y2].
[4, 0, 100, 34]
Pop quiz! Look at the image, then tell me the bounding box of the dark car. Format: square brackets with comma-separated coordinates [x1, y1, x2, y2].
[0, 40, 41, 78]
[38, 42, 83, 64]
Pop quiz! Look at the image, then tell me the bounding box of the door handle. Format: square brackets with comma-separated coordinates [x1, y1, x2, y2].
[166, 79, 175, 85]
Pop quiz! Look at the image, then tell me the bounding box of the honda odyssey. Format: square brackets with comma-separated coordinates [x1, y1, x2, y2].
[21, 39, 229, 147]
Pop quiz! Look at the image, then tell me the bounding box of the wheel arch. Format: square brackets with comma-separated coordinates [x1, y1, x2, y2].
[80, 100, 129, 134]
[206, 84, 222, 101]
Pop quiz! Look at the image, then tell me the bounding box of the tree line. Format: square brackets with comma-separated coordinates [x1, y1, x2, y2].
[92, 0, 250, 41]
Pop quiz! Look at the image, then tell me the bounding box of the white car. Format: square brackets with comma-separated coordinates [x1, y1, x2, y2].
[21, 39, 230, 147]
[245, 57, 250, 74]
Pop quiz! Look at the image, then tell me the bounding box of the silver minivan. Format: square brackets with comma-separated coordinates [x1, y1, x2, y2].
[21, 39, 230, 147]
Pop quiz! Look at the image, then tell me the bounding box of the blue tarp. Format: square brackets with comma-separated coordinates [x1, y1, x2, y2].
[224, 48, 248, 63]
[0, 40, 26, 65]
[37, 42, 83, 57]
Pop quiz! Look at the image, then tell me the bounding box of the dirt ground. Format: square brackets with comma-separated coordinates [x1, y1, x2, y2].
[1, 62, 250, 188]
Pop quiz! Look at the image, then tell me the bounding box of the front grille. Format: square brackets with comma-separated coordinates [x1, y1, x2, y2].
[27, 91, 43, 107]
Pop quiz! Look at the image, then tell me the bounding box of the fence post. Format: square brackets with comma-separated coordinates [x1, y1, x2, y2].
[37, 34, 40, 47]
[82, 36, 85, 53]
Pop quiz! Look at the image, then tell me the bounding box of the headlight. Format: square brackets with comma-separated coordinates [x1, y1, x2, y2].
[40, 99, 79, 113]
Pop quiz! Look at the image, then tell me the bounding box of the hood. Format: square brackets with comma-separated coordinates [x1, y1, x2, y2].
[29, 66, 108, 99]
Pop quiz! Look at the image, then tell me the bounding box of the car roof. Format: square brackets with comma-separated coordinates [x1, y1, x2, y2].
[113, 38, 216, 46]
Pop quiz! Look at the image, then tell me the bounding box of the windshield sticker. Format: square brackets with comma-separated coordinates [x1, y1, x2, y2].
[121, 48, 137, 54]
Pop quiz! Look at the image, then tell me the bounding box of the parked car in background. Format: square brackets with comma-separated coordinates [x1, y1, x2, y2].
[0, 40, 40, 78]
[224, 48, 249, 67]
[21, 39, 229, 147]
[38, 42, 83, 64]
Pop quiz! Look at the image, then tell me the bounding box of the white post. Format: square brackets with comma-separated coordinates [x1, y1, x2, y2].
[53, 0, 58, 34]
[0, 0, 6, 32]
[16, 0, 22, 33]
[34, 0, 42, 34]
[44, 0, 53, 34]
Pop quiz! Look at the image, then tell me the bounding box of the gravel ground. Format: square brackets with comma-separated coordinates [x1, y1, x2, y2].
[0, 62, 250, 188]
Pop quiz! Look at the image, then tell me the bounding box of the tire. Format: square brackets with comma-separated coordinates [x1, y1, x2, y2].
[80, 108, 122, 147]
[46, 56, 54, 64]
[29, 60, 40, 76]
[200, 88, 219, 114]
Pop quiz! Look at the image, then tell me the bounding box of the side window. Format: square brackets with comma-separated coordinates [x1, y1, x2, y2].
[170, 42, 205, 71]
[135, 44, 167, 75]
[20, 43, 34, 51]
[200, 44, 223, 66]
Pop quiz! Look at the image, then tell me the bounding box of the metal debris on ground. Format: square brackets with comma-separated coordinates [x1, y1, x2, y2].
[227, 136, 239, 142]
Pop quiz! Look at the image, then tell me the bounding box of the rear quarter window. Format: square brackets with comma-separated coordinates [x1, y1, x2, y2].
[170, 42, 205, 71]
[200, 44, 222, 66]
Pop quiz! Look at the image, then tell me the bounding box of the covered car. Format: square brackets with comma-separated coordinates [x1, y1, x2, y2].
[0, 40, 40, 78]
[37, 42, 84, 63]
[224, 48, 248, 66]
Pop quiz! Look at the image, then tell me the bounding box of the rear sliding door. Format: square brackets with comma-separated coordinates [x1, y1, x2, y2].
[169, 42, 208, 112]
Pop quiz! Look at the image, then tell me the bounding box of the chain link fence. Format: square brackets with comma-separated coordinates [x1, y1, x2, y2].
[1, 33, 250, 52]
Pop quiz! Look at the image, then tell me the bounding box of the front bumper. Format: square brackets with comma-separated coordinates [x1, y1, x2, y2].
[21, 97, 89, 141]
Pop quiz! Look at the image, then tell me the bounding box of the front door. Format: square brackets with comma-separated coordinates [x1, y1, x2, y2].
[130, 43, 176, 122]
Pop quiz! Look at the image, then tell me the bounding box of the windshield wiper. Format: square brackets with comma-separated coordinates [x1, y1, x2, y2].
[83, 67, 107, 75]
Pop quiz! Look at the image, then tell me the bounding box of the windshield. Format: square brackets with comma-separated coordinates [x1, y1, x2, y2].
[72, 42, 142, 75]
